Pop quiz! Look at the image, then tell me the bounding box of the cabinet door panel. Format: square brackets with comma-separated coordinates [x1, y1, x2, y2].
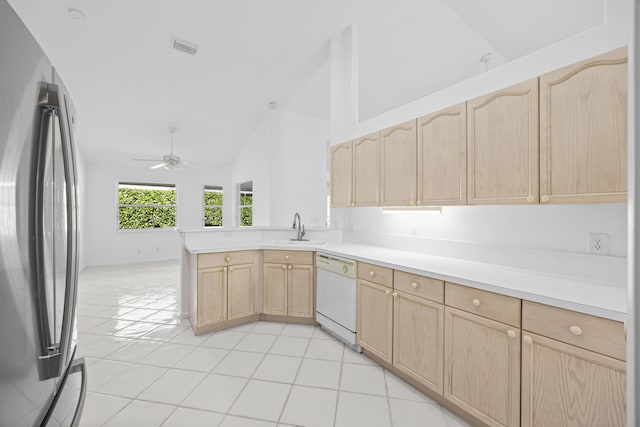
[197, 267, 227, 326]
[540, 47, 627, 203]
[228, 263, 254, 320]
[417, 103, 466, 206]
[330, 141, 352, 207]
[445, 307, 520, 427]
[353, 132, 380, 206]
[263, 263, 287, 315]
[288, 264, 314, 318]
[357, 279, 393, 363]
[394, 291, 444, 394]
[521, 332, 625, 427]
[467, 79, 539, 205]
[380, 120, 417, 206]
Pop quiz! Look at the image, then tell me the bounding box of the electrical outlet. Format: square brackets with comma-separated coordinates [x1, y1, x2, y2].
[589, 233, 609, 255]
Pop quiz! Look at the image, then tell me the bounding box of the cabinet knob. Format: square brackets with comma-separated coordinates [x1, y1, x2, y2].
[285, 255, 289, 260]
[411, 282, 418, 289]
[472, 298, 480, 306]
[225, 256, 231, 262]
[385, 290, 390, 295]
[222, 267, 227, 272]
[281, 265, 286, 270]
[569, 325, 583, 336]
[416, 200, 421, 206]
[507, 330, 516, 338]
[229, 267, 233, 271]
[288, 265, 292, 270]
[523, 335, 533, 344]
[541, 195, 550, 203]
[392, 292, 398, 297]
[369, 271, 375, 277]
[526, 195, 534, 203]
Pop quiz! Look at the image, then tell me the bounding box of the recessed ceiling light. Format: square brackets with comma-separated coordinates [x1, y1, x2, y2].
[171, 37, 198, 56]
[68, 8, 85, 20]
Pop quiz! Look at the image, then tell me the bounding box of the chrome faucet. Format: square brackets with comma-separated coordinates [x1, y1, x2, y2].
[292, 212, 306, 241]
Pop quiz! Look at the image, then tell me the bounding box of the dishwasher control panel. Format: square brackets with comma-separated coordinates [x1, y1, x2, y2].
[315, 253, 357, 278]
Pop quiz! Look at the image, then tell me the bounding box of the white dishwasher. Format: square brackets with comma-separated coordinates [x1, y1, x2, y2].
[315, 253, 361, 351]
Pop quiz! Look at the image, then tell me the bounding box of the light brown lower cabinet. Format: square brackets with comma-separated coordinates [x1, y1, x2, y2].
[393, 290, 444, 394]
[444, 306, 521, 427]
[227, 264, 255, 320]
[521, 332, 626, 427]
[357, 278, 393, 363]
[197, 267, 227, 326]
[263, 262, 314, 318]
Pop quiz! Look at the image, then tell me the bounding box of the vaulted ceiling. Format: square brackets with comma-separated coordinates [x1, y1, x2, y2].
[8, 0, 604, 167]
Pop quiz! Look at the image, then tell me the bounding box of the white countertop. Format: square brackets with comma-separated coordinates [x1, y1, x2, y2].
[184, 240, 627, 322]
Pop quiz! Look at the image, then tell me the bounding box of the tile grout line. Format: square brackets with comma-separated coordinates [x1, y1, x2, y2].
[275, 323, 315, 425]
[383, 367, 394, 427]
[332, 338, 347, 427]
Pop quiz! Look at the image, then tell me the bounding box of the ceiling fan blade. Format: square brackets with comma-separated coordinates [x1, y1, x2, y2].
[150, 162, 166, 169]
[133, 158, 163, 162]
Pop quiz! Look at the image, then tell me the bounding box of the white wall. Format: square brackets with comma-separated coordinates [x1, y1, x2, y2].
[82, 161, 231, 267]
[270, 109, 329, 227]
[328, 0, 631, 259]
[231, 107, 330, 229]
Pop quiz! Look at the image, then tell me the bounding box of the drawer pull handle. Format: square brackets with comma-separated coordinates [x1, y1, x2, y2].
[392, 292, 397, 297]
[472, 298, 480, 306]
[288, 265, 292, 270]
[569, 325, 583, 336]
[285, 255, 289, 260]
[369, 271, 375, 277]
[507, 330, 516, 338]
[222, 267, 227, 272]
[229, 267, 233, 271]
[385, 290, 390, 295]
[411, 282, 418, 289]
[523, 335, 533, 344]
[541, 195, 550, 203]
[225, 256, 231, 262]
[281, 265, 286, 270]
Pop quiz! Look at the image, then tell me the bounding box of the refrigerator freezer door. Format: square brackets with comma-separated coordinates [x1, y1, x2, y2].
[0, 1, 57, 425]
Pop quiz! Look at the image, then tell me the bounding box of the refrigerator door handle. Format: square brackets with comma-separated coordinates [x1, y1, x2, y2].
[69, 357, 87, 427]
[34, 82, 64, 380]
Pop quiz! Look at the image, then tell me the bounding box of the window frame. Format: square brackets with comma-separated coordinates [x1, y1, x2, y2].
[237, 181, 253, 227]
[203, 185, 224, 227]
[116, 181, 178, 231]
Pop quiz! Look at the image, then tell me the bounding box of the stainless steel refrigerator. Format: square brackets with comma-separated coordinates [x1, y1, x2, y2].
[0, 1, 86, 426]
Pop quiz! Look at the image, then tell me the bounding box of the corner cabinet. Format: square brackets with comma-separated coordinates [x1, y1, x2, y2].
[263, 250, 314, 318]
[195, 251, 258, 331]
[380, 120, 418, 206]
[444, 283, 521, 427]
[467, 78, 539, 205]
[539, 47, 627, 204]
[521, 301, 626, 426]
[330, 141, 353, 207]
[417, 103, 467, 206]
[353, 132, 380, 206]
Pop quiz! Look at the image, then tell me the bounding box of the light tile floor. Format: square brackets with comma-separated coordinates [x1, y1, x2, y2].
[76, 260, 472, 427]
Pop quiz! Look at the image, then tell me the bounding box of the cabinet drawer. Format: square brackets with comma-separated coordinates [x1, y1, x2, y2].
[394, 270, 443, 304]
[357, 262, 393, 288]
[522, 301, 625, 361]
[263, 250, 313, 265]
[198, 250, 256, 269]
[445, 282, 521, 327]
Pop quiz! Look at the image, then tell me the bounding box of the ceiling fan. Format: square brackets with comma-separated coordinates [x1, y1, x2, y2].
[133, 127, 185, 170]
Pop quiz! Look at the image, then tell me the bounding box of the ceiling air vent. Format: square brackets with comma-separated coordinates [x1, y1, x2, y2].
[171, 37, 198, 56]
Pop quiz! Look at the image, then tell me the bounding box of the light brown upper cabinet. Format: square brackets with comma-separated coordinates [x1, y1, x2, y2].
[417, 103, 467, 206]
[330, 141, 352, 207]
[467, 79, 539, 205]
[539, 47, 627, 204]
[352, 132, 380, 206]
[380, 120, 417, 206]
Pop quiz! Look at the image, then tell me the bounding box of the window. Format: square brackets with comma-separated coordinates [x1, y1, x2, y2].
[238, 181, 253, 227]
[118, 183, 176, 229]
[204, 185, 223, 227]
